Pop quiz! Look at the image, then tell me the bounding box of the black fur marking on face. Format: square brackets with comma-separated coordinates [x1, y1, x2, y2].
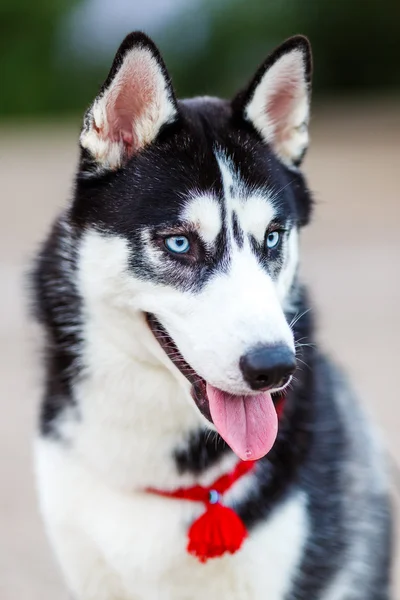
[231, 211, 244, 248]
[247, 229, 286, 281]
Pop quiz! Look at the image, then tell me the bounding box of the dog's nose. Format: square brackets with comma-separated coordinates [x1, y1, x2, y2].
[240, 345, 296, 391]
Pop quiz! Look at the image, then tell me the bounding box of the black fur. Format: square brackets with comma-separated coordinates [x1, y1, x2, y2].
[31, 218, 83, 437]
[175, 429, 230, 475]
[232, 211, 245, 248]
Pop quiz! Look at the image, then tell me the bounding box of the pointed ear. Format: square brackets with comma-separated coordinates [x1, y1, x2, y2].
[233, 36, 312, 168]
[80, 32, 178, 170]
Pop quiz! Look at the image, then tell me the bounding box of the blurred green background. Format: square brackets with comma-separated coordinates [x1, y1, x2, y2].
[2, 0, 400, 119]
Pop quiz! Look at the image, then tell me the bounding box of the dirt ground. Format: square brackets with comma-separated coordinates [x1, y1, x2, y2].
[0, 101, 399, 599]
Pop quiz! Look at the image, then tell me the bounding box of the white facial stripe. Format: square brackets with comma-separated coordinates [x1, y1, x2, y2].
[181, 195, 222, 245]
[215, 151, 277, 245]
[216, 152, 236, 194]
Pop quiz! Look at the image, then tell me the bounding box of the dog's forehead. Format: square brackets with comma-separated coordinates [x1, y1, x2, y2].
[90, 98, 300, 237]
[181, 151, 279, 245]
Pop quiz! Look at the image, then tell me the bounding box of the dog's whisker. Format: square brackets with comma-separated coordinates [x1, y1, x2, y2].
[289, 308, 312, 330]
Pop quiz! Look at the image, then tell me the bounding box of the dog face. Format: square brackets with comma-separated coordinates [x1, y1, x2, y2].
[73, 33, 313, 460]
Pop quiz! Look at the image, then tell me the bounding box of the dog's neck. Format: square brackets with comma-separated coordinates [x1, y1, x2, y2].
[66, 303, 236, 491]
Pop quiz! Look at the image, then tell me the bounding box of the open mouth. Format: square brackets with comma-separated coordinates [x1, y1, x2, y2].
[146, 313, 212, 420]
[146, 313, 284, 461]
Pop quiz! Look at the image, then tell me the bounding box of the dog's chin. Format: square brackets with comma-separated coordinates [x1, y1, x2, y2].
[145, 313, 213, 422]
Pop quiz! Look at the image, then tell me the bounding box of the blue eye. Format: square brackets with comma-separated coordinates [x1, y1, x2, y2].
[266, 231, 281, 250]
[164, 235, 190, 254]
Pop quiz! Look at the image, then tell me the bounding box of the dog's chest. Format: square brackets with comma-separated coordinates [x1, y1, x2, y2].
[94, 491, 307, 599]
[38, 442, 308, 600]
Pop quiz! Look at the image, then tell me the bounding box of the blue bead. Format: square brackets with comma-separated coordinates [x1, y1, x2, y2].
[208, 489, 220, 504]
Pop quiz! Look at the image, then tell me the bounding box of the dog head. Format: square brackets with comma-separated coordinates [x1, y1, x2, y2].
[73, 32, 313, 460]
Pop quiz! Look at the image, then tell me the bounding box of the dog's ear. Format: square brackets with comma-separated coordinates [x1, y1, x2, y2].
[233, 36, 312, 168]
[80, 32, 178, 170]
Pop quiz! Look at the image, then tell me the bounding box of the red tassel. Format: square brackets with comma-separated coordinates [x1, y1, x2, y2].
[187, 502, 248, 563]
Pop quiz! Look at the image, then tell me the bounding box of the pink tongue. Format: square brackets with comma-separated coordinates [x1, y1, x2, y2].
[206, 383, 278, 461]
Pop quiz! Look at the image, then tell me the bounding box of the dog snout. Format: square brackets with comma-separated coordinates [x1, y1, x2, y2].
[240, 345, 296, 391]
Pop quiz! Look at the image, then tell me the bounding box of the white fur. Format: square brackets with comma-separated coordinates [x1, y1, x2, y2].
[181, 195, 222, 246]
[245, 49, 310, 166]
[36, 438, 308, 600]
[80, 46, 176, 170]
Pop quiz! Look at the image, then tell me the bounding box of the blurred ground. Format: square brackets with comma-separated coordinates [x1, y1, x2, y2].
[0, 101, 399, 599]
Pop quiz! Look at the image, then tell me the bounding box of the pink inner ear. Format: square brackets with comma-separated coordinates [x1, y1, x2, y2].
[104, 52, 162, 155]
[267, 87, 296, 128]
[264, 58, 305, 140]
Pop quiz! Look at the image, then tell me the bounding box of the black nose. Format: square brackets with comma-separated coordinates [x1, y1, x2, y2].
[240, 345, 296, 391]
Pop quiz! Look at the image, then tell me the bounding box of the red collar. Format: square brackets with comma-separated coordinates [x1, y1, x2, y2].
[148, 458, 256, 504]
[146, 395, 285, 563]
[147, 459, 256, 563]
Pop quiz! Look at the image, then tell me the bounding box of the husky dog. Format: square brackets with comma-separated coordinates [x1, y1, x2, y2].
[32, 32, 391, 599]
